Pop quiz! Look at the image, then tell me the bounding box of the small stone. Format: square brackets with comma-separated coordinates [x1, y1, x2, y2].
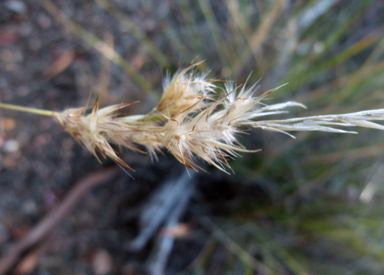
[16, 86, 29, 97]
[22, 200, 37, 214]
[61, 138, 74, 150]
[4, 0, 27, 14]
[3, 118, 16, 130]
[93, 250, 113, 275]
[2, 139, 19, 153]
[37, 14, 52, 29]
[33, 133, 51, 147]
[2, 156, 17, 169]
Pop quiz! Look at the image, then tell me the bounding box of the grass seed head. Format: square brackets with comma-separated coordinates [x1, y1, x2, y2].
[1, 63, 384, 174]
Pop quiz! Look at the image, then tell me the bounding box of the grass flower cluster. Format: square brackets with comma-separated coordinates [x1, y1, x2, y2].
[1, 63, 384, 175]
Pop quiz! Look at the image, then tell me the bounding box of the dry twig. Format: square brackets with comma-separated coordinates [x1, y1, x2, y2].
[0, 167, 119, 275]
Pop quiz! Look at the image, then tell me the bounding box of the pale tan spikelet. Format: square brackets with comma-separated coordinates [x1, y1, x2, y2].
[157, 100, 260, 173]
[153, 62, 215, 119]
[57, 97, 137, 172]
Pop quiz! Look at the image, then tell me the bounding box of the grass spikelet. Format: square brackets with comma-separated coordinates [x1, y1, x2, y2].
[153, 61, 215, 119]
[1, 63, 384, 174]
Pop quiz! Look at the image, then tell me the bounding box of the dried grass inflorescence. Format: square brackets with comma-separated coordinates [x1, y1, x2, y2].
[1, 63, 384, 174]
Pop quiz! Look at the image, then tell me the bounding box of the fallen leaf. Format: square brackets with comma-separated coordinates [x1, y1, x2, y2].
[43, 50, 75, 79]
[160, 223, 192, 238]
[93, 249, 113, 275]
[0, 28, 19, 46]
[15, 252, 38, 274]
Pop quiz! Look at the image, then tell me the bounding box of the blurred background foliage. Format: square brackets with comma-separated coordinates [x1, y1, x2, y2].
[1, 0, 384, 274]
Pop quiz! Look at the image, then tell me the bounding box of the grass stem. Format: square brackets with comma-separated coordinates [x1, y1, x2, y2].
[0, 103, 59, 117]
